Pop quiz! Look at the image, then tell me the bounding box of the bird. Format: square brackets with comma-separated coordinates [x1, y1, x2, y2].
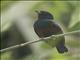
[33, 11, 68, 53]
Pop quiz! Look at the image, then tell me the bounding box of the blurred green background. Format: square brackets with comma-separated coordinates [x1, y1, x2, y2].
[1, 1, 80, 60]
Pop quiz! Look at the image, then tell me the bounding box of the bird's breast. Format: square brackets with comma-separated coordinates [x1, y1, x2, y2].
[34, 20, 54, 38]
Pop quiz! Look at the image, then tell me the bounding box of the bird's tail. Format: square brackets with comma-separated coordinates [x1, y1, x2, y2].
[56, 45, 68, 53]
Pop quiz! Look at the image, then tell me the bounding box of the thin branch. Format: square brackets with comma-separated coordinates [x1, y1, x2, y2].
[0, 30, 80, 53]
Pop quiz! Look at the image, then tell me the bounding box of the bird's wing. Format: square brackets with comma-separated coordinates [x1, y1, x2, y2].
[34, 20, 63, 38]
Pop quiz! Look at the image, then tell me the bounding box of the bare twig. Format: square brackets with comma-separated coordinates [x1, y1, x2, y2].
[0, 30, 80, 53]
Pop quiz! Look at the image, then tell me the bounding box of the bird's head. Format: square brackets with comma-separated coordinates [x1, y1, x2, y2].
[35, 11, 54, 20]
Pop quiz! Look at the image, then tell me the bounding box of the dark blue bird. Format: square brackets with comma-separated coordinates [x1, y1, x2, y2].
[33, 11, 68, 53]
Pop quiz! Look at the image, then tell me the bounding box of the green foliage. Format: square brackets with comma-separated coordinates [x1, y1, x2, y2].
[1, 1, 16, 12]
[1, 52, 11, 60]
[1, 1, 80, 60]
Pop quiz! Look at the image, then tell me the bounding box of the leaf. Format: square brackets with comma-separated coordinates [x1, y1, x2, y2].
[69, 5, 80, 28]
